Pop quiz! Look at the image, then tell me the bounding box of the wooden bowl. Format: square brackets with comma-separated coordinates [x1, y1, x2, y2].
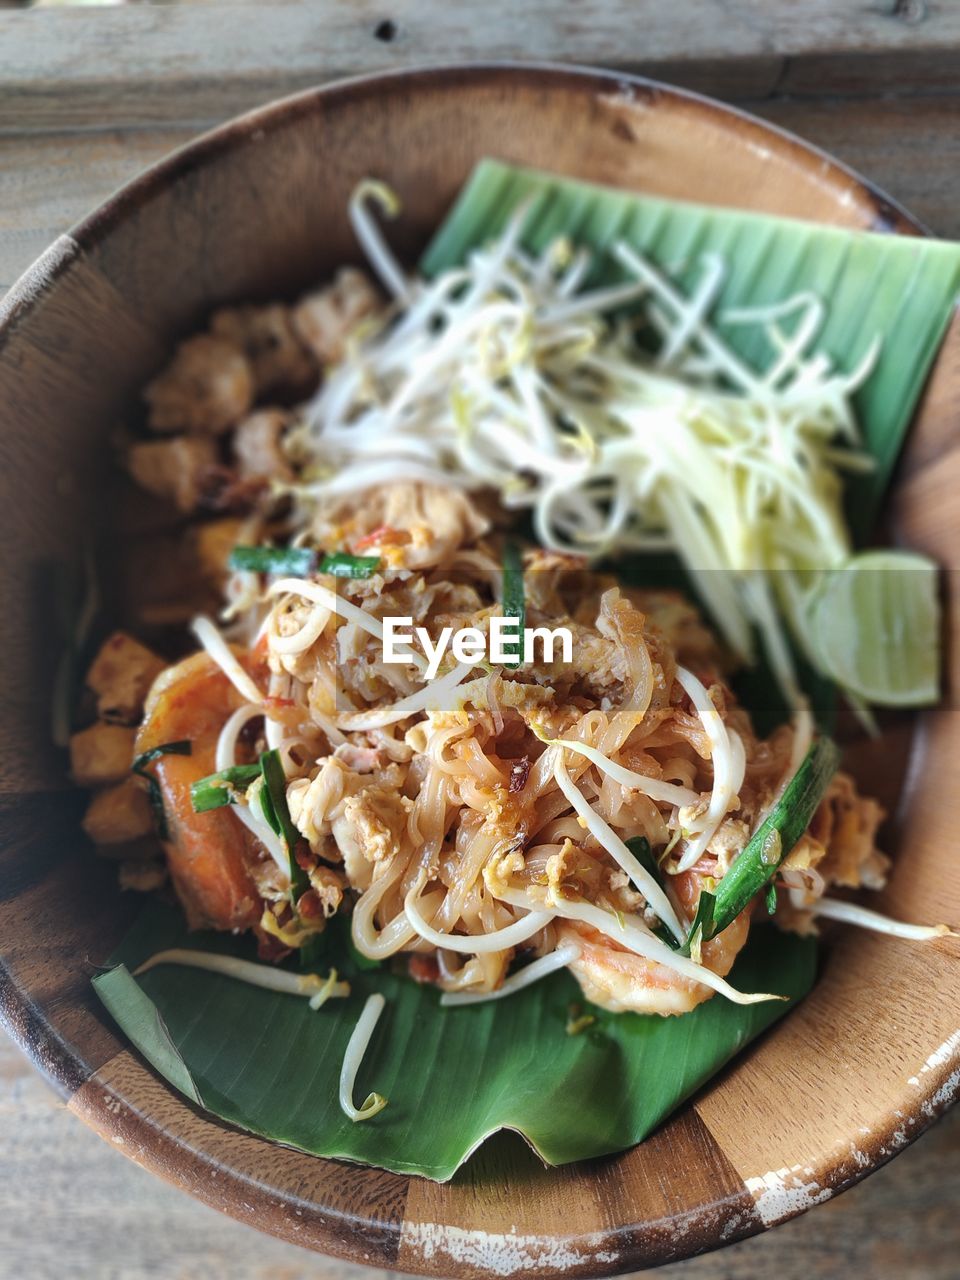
[1, 64, 958, 1277]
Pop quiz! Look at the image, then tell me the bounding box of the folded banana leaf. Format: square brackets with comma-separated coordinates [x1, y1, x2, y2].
[94, 902, 814, 1180]
[94, 160, 959, 1180]
[423, 159, 960, 539]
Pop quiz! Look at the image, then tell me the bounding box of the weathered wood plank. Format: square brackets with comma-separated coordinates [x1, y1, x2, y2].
[5, 95, 960, 298]
[0, 127, 196, 292]
[0, 0, 959, 129]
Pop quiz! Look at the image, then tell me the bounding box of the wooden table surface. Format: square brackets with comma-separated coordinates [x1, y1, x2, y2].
[2, 4, 960, 1276]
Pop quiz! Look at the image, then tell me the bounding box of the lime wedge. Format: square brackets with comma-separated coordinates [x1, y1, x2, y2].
[808, 551, 940, 706]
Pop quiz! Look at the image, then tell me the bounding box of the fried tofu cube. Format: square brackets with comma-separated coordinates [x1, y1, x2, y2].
[293, 268, 382, 365]
[82, 777, 153, 844]
[69, 722, 136, 786]
[232, 408, 292, 482]
[86, 631, 165, 723]
[193, 516, 244, 582]
[128, 436, 218, 513]
[145, 334, 254, 435]
[211, 303, 317, 398]
[118, 860, 168, 892]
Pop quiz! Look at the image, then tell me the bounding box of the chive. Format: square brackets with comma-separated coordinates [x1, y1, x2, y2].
[626, 835, 677, 946]
[259, 748, 310, 899]
[626, 835, 660, 884]
[229, 545, 317, 575]
[679, 737, 840, 956]
[501, 542, 525, 668]
[132, 740, 192, 841]
[190, 764, 262, 813]
[765, 882, 778, 915]
[627, 834, 686, 947]
[319, 552, 381, 579]
[685, 890, 716, 957]
[228, 545, 381, 579]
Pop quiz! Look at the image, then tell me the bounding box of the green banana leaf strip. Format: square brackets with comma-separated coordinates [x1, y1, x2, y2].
[93, 901, 814, 1181]
[423, 160, 960, 542]
[93, 954, 201, 1106]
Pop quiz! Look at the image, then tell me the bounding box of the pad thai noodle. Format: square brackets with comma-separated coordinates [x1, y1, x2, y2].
[73, 183, 951, 1063]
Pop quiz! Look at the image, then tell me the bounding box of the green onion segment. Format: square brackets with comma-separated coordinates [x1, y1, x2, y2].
[679, 737, 840, 956]
[501, 542, 525, 668]
[190, 763, 261, 813]
[259, 748, 310, 899]
[228, 546, 381, 580]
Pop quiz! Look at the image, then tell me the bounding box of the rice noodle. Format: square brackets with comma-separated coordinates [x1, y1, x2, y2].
[674, 667, 741, 872]
[339, 662, 477, 731]
[543, 733, 700, 808]
[553, 754, 687, 944]
[405, 885, 552, 953]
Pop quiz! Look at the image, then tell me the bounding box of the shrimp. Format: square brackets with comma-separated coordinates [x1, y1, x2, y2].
[135, 652, 264, 932]
[558, 869, 751, 1016]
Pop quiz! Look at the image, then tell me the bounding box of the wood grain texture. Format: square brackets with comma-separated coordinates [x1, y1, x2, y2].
[1, 64, 958, 1277]
[0, 127, 196, 294]
[0, 248, 167, 793]
[5, 97, 960, 299]
[5, 1028, 960, 1278]
[2, 0, 960, 129]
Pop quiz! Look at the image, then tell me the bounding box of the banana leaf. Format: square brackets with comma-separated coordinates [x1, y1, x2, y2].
[93, 160, 956, 1180]
[94, 902, 814, 1180]
[423, 159, 960, 539]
